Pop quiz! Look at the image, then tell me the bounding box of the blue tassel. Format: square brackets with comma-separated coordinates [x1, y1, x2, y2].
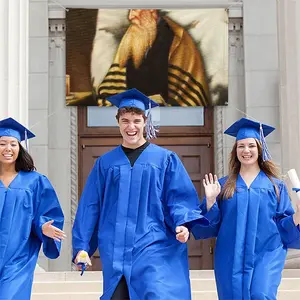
[25, 130, 28, 151]
[259, 123, 272, 161]
[77, 262, 87, 276]
[145, 100, 159, 139]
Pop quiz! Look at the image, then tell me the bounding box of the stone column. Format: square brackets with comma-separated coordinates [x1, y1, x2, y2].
[29, 0, 50, 272]
[0, 0, 29, 125]
[278, 0, 300, 175]
[277, 0, 300, 268]
[48, 4, 73, 271]
[242, 0, 281, 165]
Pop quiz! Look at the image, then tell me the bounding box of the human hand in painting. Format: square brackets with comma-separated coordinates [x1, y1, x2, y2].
[42, 220, 66, 242]
[203, 173, 221, 211]
[175, 226, 189, 243]
[293, 201, 300, 226]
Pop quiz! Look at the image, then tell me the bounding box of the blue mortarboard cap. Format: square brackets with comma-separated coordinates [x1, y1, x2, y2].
[0, 117, 35, 142]
[106, 88, 159, 111]
[224, 118, 275, 161]
[224, 118, 275, 140]
[107, 89, 159, 139]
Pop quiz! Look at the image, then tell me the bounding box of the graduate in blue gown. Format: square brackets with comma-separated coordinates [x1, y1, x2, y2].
[0, 118, 65, 300]
[192, 118, 300, 300]
[72, 89, 211, 300]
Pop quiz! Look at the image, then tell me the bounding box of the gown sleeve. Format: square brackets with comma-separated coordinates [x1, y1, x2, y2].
[275, 182, 300, 249]
[32, 175, 65, 259]
[162, 152, 209, 232]
[190, 177, 228, 240]
[72, 158, 103, 260]
[190, 198, 221, 239]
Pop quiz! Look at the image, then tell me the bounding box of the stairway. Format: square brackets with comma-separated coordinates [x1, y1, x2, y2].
[32, 270, 300, 300]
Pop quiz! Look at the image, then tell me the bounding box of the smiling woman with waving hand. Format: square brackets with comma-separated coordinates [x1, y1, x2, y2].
[191, 118, 300, 300]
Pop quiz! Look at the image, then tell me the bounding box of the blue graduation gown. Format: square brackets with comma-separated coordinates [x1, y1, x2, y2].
[72, 144, 208, 300]
[192, 171, 300, 300]
[0, 171, 64, 300]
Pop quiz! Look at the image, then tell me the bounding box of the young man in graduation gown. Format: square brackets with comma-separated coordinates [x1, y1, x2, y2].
[72, 89, 212, 300]
[0, 118, 65, 299]
[192, 118, 300, 300]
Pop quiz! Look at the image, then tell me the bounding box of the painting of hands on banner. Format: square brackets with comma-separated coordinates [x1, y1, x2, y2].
[66, 9, 228, 107]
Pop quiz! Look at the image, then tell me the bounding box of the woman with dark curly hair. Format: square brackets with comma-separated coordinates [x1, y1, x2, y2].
[0, 117, 65, 300]
[192, 118, 300, 300]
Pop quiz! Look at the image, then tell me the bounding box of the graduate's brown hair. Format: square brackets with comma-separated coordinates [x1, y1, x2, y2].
[116, 107, 147, 122]
[15, 143, 36, 172]
[220, 139, 280, 200]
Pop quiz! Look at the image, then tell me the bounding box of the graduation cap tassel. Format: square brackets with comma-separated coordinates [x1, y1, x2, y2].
[259, 123, 272, 161]
[146, 101, 159, 139]
[25, 129, 28, 151]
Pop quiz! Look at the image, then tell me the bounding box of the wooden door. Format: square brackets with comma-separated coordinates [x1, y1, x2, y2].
[160, 142, 214, 269]
[78, 107, 215, 270]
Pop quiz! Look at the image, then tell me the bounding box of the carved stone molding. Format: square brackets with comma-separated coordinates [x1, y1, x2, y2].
[214, 106, 225, 178]
[70, 107, 78, 225]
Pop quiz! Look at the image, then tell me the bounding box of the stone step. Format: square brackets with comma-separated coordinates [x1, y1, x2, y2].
[32, 278, 300, 293]
[30, 290, 300, 300]
[33, 269, 300, 281]
[33, 270, 215, 282]
[32, 270, 300, 299]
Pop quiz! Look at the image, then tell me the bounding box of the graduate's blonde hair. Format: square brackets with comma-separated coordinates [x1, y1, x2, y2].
[220, 139, 280, 201]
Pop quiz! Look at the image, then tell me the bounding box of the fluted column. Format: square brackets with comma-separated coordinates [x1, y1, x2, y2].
[0, 1, 8, 116]
[278, 0, 300, 268]
[0, 0, 29, 125]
